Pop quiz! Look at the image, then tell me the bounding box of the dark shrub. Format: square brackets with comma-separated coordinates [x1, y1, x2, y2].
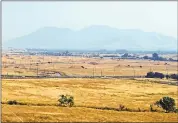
[158, 57, 167, 61]
[118, 104, 125, 111]
[58, 95, 74, 107]
[146, 72, 155, 78]
[146, 72, 164, 79]
[118, 104, 133, 111]
[152, 53, 159, 60]
[170, 74, 178, 80]
[7, 100, 18, 105]
[154, 72, 164, 79]
[165, 75, 170, 79]
[67, 96, 74, 107]
[155, 97, 176, 113]
[143, 56, 149, 59]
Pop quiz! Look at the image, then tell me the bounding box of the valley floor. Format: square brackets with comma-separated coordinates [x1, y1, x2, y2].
[2, 78, 178, 122]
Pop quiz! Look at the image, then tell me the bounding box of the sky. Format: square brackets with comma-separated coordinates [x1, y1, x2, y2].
[2, 1, 177, 42]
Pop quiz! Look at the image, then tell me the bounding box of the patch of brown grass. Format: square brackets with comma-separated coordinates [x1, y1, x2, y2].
[2, 105, 178, 122]
[2, 78, 178, 122]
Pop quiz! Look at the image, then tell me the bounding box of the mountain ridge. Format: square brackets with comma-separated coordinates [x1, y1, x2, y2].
[3, 25, 177, 51]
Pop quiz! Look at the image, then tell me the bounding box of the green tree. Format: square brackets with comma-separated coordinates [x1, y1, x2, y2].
[58, 95, 74, 107]
[155, 97, 176, 112]
[152, 53, 159, 60]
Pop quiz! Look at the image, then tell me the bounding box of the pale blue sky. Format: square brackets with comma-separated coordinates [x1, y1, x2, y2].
[2, 1, 177, 42]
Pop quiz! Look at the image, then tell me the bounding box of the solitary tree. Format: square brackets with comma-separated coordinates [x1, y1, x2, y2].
[155, 96, 176, 113]
[58, 95, 74, 107]
[143, 56, 149, 59]
[152, 53, 159, 60]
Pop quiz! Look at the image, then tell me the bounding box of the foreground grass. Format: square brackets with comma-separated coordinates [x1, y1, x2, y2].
[2, 104, 178, 122]
[2, 78, 178, 122]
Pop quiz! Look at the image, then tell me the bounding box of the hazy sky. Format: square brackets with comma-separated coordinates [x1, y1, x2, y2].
[2, 1, 177, 42]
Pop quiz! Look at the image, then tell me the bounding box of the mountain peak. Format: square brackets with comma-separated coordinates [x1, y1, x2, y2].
[3, 25, 177, 51]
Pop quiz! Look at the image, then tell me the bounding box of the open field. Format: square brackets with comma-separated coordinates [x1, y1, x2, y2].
[2, 55, 177, 77]
[2, 105, 178, 122]
[2, 1, 178, 122]
[2, 54, 178, 122]
[2, 78, 178, 122]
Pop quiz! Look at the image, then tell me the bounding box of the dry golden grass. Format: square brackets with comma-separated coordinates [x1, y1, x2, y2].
[2, 55, 177, 76]
[2, 78, 178, 122]
[2, 105, 178, 122]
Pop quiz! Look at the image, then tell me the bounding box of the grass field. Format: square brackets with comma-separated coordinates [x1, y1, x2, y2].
[2, 55, 177, 76]
[2, 78, 178, 122]
[2, 105, 178, 122]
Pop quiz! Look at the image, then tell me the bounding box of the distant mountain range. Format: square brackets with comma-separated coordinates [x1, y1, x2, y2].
[3, 25, 177, 51]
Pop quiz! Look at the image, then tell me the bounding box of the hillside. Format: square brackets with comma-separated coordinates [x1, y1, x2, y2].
[3, 25, 177, 51]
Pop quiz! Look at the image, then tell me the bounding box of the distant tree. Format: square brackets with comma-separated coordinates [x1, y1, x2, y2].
[143, 56, 149, 59]
[146, 72, 164, 79]
[146, 72, 155, 78]
[154, 72, 164, 79]
[158, 57, 167, 61]
[165, 74, 170, 79]
[152, 53, 159, 60]
[170, 74, 178, 80]
[122, 53, 129, 58]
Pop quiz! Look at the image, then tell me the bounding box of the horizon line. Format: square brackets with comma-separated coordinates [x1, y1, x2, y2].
[3, 24, 177, 42]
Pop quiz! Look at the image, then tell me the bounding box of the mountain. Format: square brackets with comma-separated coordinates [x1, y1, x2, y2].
[3, 25, 177, 51]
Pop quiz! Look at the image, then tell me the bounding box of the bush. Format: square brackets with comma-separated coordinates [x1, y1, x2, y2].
[146, 72, 164, 79]
[58, 95, 74, 107]
[155, 97, 176, 113]
[152, 53, 159, 60]
[154, 72, 164, 79]
[146, 72, 155, 78]
[170, 74, 178, 80]
[143, 56, 149, 59]
[118, 104, 125, 111]
[7, 100, 18, 105]
[165, 74, 170, 79]
[118, 104, 133, 112]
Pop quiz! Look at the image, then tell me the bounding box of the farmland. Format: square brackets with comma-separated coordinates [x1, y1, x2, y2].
[2, 54, 177, 77]
[2, 78, 178, 122]
[1, 53, 178, 122]
[3, 1, 178, 122]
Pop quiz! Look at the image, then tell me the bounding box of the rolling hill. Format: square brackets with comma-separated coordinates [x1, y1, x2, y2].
[3, 25, 177, 51]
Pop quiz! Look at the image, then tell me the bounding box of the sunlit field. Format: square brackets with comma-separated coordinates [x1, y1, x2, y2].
[2, 54, 178, 122]
[2, 54, 177, 76]
[2, 0, 177, 122]
[2, 78, 178, 122]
